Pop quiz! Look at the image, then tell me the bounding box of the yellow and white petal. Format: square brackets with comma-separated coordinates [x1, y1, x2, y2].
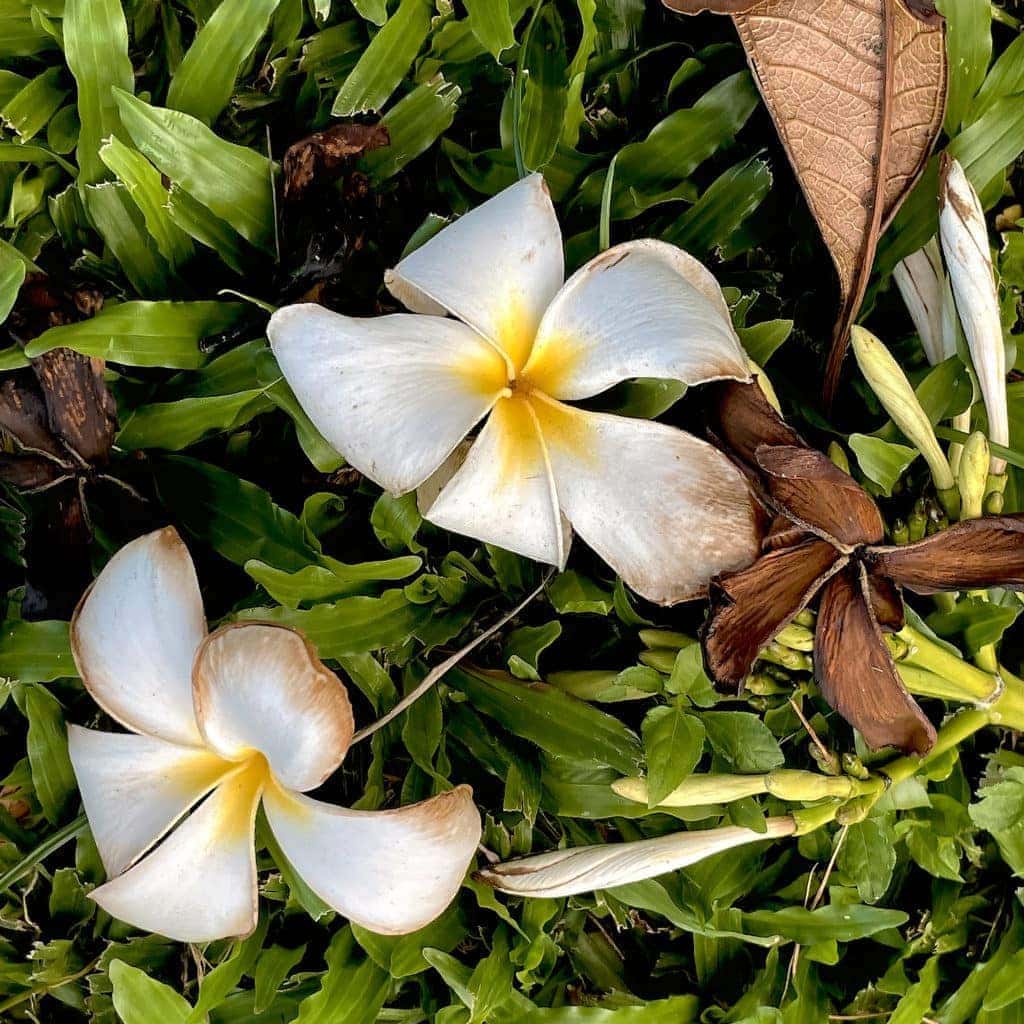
[534, 398, 761, 605]
[68, 725, 232, 877]
[420, 396, 567, 567]
[268, 303, 507, 494]
[384, 175, 563, 371]
[522, 239, 749, 400]
[263, 782, 481, 936]
[477, 817, 796, 897]
[90, 762, 264, 943]
[192, 623, 353, 792]
[70, 527, 206, 747]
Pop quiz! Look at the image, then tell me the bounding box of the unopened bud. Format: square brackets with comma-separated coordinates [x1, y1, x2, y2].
[851, 326, 956, 495]
[612, 773, 768, 807]
[957, 431, 990, 520]
[775, 623, 815, 653]
[893, 237, 956, 366]
[841, 753, 869, 780]
[639, 649, 677, 674]
[940, 156, 1008, 474]
[890, 518, 909, 545]
[759, 643, 812, 673]
[765, 769, 857, 801]
[639, 629, 693, 651]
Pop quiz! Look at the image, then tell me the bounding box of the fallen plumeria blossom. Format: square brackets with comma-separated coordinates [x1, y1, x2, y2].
[268, 174, 760, 605]
[477, 817, 796, 897]
[67, 528, 481, 942]
[704, 379, 1024, 754]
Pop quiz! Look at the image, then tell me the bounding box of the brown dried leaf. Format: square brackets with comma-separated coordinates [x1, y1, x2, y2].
[815, 563, 935, 753]
[705, 537, 843, 688]
[663, 0, 946, 400]
[282, 123, 390, 202]
[707, 379, 804, 468]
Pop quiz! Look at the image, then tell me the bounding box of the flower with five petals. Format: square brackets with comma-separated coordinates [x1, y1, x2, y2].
[68, 528, 481, 942]
[268, 175, 760, 605]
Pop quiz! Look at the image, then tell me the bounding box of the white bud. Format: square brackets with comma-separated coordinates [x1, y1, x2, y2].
[894, 237, 956, 366]
[476, 817, 796, 897]
[939, 156, 1008, 474]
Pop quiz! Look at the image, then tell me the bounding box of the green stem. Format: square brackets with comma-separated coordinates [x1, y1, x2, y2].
[896, 625, 1001, 702]
[0, 813, 88, 895]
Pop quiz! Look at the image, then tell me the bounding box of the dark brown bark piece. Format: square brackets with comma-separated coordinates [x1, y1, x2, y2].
[704, 537, 843, 688]
[815, 564, 935, 754]
[283, 123, 390, 202]
[755, 444, 885, 547]
[0, 376, 63, 456]
[866, 516, 1024, 594]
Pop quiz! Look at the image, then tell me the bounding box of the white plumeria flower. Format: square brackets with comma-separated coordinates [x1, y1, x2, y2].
[939, 156, 1008, 474]
[477, 816, 796, 897]
[67, 528, 481, 943]
[268, 175, 760, 605]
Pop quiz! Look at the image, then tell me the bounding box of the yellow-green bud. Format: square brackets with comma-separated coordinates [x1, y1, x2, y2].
[851, 326, 956, 494]
[638, 649, 677, 674]
[765, 769, 857, 801]
[828, 441, 851, 474]
[775, 623, 815, 652]
[957, 431, 990, 520]
[842, 753, 869, 780]
[612, 773, 769, 807]
[639, 629, 693, 651]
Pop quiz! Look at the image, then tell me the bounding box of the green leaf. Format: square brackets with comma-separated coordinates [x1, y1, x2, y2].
[332, 0, 433, 116]
[469, 926, 514, 1024]
[517, 5, 569, 171]
[890, 956, 940, 1024]
[984, 948, 1024, 1012]
[465, 0, 515, 60]
[109, 959, 192, 1023]
[16, 684, 76, 824]
[167, 0, 282, 124]
[245, 554, 421, 607]
[738, 319, 793, 367]
[547, 571, 612, 615]
[642, 705, 705, 807]
[293, 928, 390, 1024]
[165, 185, 251, 274]
[0, 140, 77, 175]
[742, 903, 908, 944]
[702, 712, 784, 773]
[970, 32, 1024, 125]
[24, 300, 245, 368]
[153, 455, 322, 571]
[505, 621, 561, 681]
[251, 943, 306, 1013]
[848, 435, 917, 496]
[0, 240, 26, 324]
[117, 390, 273, 450]
[839, 818, 896, 903]
[186, 917, 269, 1023]
[1, 67, 69, 141]
[114, 90, 276, 249]
[0, 620, 74, 683]
[353, 903, 466, 977]
[63, 0, 134, 183]
[362, 76, 461, 181]
[938, 0, 991, 132]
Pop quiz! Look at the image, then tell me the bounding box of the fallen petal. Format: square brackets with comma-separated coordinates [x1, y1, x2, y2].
[522, 239, 748, 400]
[70, 528, 206, 747]
[268, 303, 507, 495]
[476, 817, 796, 897]
[193, 622, 354, 792]
[263, 782, 481, 935]
[706, 379, 803, 469]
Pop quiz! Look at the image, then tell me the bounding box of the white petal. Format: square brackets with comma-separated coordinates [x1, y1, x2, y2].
[893, 238, 952, 366]
[534, 398, 761, 605]
[523, 239, 749, 400]
[192, 623, 353, 792]
[939, 157, 1008, 471]
[263, 782, 481, 935]
[71, 527, 206, 747]
[477, 817, 796, 897]
[385, 175, 564, 371]
[90, 762, 263, 943]
[268, 303, 507, 494]
[420, 396, 566, 566]
[68, 725, 231, 877]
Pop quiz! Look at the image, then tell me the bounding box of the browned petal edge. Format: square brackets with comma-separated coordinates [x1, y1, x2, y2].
[703, 537, 845, 690]
[814, 564, 936, 755]
[191, 620, 356, 782]
[755, 445, 885, 548]
[865, 516, 1024, 595]
[661, 0, 761, 11]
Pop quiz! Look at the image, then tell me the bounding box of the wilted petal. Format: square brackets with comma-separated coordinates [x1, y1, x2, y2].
[866, 516, 1024, 594]
[90, 762, 263, 943]
[385, 175, 563, 371]
[893, 238, 954, 366]
[705, 539, 844, 688]
[71, 528, 206, 747]
[263, 783, 481, 935]
[940, 156, 1008, 472]
[815, 565, 935, 754]
[477, 817, 796, 897]
[706, 379, 804, 468]
[534, 397, 761, 605]
[192, 623, 354, 792]
[522, 240, 748, 400]
[755, 445, 884, 548]
[422, 395, 566, 567]
[865, 570, 904, 631]
[68, 726, 231, 877]
[268, 303, 507, 495]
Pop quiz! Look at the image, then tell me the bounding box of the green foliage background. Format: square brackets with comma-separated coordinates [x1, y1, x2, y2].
[0, 0, 1023, 1020]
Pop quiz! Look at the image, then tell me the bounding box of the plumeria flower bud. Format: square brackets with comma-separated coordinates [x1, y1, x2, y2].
[476, 818, 796, 897]
[851, 325, 958, 517]
[940, 155, 1008, 475]
[268, 175, 762, 606]
[893, 237, 957, 366]
[67, 529, 481, 942]
[612, 773, 768, 807]
[956, 431, 990, 520]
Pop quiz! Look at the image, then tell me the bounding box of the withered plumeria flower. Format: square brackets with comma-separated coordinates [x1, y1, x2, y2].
[267, 174, 761, 606]
[68, 528, 481, 943]
[703, 381, 1024, 754]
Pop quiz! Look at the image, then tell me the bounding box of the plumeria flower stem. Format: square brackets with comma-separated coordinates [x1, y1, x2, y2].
[67, 529, 481, 942]
[268, 175, 761, 606]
